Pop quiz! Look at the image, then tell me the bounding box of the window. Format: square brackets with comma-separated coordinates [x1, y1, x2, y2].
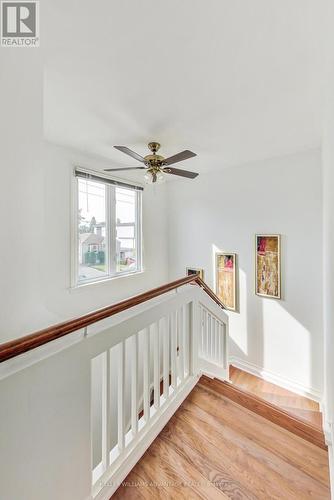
[74, 169, 142, 285]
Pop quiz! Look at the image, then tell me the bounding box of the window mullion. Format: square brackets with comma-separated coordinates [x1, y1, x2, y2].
[73, 176, 80, 287]
[136, 191, 142, 272]
[109, 185, 116, 276]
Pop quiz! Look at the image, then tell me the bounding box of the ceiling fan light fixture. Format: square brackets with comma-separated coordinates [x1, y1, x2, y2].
[156, 171, 165, 184]
[144, 171, 154, 184]
[144, 169, 165, 184]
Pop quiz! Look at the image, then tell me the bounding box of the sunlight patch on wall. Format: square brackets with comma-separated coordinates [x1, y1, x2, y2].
[229, 267, 249, 356]
[262, 300, 311, 388]
[211, 243, 220, 292]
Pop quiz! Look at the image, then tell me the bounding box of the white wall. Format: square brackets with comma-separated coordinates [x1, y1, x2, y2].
[167, 150, 323, 398]
[0, 52, 168, 343]
[323, 40, 334, 427]
[322, 0, 334, 492]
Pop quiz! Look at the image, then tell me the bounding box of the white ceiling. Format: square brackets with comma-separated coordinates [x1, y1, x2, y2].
[44, 0, 328, 175]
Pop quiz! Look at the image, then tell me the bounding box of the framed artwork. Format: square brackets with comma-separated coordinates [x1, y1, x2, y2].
[186, 267, 204, 280]
[216, 253, 237, 311]
[255, 234, 281, 299]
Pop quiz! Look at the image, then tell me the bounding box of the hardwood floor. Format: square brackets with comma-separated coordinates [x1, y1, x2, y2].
[113, 381, 330, 499]
[229, 365, 322, 429]
[200, 375, 326, 449]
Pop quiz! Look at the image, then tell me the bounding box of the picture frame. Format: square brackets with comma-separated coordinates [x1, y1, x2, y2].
[255, 234, 281, 299]
[216, 253, 237, 311]
[186, 267, 204, 280]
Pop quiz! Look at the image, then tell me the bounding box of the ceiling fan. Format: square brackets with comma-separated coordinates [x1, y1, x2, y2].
[104, 142, 198, 184]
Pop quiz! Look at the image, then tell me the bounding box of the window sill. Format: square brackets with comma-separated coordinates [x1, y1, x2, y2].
[69, 270, 145, 293]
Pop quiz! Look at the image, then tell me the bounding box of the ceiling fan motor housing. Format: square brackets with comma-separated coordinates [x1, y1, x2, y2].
[144, 154, 165, 166]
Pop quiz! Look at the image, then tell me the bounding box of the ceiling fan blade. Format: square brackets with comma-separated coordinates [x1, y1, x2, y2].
[104, 167, 146, 172]
[114, 146, 146, 163]
[163, 167, 199, 179]
[163, 150, 197, 166]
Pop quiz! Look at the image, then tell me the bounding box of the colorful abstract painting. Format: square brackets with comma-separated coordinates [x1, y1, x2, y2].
[255, 235, 281, 299]
[216, 253, 236, 311]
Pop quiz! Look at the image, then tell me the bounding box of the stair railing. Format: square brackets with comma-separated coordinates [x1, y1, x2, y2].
[0, 275, 229, 500]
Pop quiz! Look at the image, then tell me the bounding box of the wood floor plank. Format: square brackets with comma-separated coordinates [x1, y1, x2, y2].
[191, 385, 329, 485]
[176, 396, 329, 498]
[114, 434, 228, 499]
[112, 382, 330, 499]
[160, 414, 279, 499]
[157, 423, 256, 500]
[147, 437, 229, 499]
[199, 376, 326, 449]
[113, 467, 149, 500]
[229, 366, 322, 429]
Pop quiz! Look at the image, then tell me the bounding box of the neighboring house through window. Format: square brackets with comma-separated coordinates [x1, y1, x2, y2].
[73, 168, 142, 285]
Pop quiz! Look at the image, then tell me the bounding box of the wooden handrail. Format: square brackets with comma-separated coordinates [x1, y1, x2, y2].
[195, 276, 227, 310]
[0, 274, 225, 363]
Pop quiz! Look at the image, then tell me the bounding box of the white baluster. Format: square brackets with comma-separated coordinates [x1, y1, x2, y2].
[117, 341, 125, 452]
[206, 311, 209, 358]
[190, 298, 200, 376]
[222, 323, 227, 369]
[163, 316, 169, 400]
[221, 322, 225, 366]
[213, 316, 217, 362]
[184, 304, 190, 377]
[202, 309, 206, 357]
[152, 322, 160, 410]
[171, 311, 177, 390]
[210, 315, 214, 361]
[101, 350, 111, 471]
[143, 327, 150, 423]
[217, 321, 223, 366]
[178, 306, 185, 383]
[209, 312, 213, 361]
[200, 306, 204, 356]
[212, 316, 216, 360]
[215, 318, 219, 363]
[216, 320, 221, 364]
[131, 333, 138, 437]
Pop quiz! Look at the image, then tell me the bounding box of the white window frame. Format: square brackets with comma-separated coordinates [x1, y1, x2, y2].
[71, 167, 143, 288]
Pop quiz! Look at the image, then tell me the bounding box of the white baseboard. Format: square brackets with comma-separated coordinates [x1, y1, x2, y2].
[229, 356, 322, 403]
[199, 357, 228, 382]
[321, 401, 332, 445]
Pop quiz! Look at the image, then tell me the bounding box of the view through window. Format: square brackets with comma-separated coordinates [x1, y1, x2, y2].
[116, 187, 137, 273]
[76, 173, 142, 284]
